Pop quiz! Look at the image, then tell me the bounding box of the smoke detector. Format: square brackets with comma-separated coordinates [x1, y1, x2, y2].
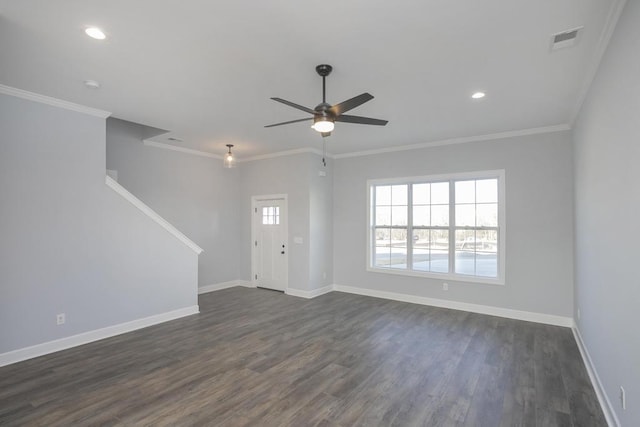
[550, 27, 583, 51]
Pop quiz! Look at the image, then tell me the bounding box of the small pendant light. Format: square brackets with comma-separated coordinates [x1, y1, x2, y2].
[223, 144, 236, 168]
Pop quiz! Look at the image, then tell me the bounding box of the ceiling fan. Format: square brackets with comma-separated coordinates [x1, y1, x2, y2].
[265, 64, 388, 137]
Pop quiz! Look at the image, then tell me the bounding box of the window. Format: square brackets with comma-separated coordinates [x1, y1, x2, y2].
[262, 206, 280, 225]
[368, 170, 505, 284]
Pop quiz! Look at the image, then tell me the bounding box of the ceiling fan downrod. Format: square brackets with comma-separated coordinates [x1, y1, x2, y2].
[316, 64, 332, 104]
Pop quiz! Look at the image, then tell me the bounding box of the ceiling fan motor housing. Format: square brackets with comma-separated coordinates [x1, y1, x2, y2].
[314, 102, 332, 117]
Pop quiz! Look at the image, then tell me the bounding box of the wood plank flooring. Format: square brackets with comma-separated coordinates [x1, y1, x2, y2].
[0, 287, 606, 426]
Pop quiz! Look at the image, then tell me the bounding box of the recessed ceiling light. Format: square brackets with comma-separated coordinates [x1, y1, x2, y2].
[471, 92, 486, 99]
[84, 80, 100, 89]
[85, 27, 106, 40]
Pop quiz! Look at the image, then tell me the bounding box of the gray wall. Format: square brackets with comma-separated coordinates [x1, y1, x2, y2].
[573, 0, 640, 424]
[333, 131, 575, 317]
[106, 118, 240, 287]
[107, 122, 333, 293]
[239, 152, 333, 292]
[309, 157, 333, 291]
[0, 94, 198, 354]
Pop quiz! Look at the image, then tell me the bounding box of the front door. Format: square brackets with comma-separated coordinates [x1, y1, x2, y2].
[253, 197, 287, 291]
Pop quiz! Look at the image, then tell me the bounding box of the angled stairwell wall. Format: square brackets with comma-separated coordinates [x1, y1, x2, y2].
[0, 88, 201, 365]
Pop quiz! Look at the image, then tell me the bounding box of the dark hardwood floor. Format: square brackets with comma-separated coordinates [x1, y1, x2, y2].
[0, 287, 606, 426]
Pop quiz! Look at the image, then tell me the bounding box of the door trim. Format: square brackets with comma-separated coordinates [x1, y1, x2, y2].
[251, 194, 288, 292]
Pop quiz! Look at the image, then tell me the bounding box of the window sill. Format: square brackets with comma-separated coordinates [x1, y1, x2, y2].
[366, 266, 505, 286]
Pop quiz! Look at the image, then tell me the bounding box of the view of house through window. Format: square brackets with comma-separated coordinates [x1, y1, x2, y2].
[369, 171, 504, 284]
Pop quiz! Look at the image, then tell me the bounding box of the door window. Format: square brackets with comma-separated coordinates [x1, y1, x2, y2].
[262, 206, 280, 225]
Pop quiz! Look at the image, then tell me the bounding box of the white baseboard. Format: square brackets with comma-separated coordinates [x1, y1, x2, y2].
[198, 280, 254, 294]
[236, 280, 255, 288]
[0, 305, 199, 367]
[223, 281, 573, 327]
[332, 284, 574, 327]
[572, 326, 619, 427]
[285, 285, 333, 299]
[200, 281, 331, 299]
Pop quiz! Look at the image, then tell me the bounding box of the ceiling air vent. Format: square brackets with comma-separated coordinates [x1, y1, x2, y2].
[551, 27, 583, 51]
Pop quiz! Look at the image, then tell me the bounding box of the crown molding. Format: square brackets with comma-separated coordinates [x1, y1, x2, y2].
[570, 0, 627, 125]
[0, 84, 111, 118]
[143, 141, 330, 162]
[239, 147, 332, 163]
[143, 140, 224, 160]
[145, 125, 571, 163]
[332, 124, 571, 159]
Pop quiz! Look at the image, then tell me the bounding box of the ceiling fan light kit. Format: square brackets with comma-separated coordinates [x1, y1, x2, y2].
[265, 64, 388, 137]
[311, 117, 334, 133]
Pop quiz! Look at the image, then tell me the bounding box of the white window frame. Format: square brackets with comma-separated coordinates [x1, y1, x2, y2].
[366, 170, 506, 285]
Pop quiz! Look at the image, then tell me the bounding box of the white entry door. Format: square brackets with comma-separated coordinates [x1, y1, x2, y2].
[253, 197, 288, 291]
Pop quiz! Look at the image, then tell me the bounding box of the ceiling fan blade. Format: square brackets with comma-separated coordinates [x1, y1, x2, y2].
[329, 93, 374, 116]
[270, 97, 317, 115]
[335, 114, 388, 126]
[264, 117, 313, 128]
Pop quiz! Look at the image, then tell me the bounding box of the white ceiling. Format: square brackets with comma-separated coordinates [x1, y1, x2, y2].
[0, 0, 621, 157]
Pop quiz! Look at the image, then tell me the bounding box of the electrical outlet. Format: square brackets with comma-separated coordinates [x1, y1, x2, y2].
[577, 308, 581, 320]
[620, 386, 626, 410]
[56, 313, 65, 325]
[443, 282, 449, 291]
[322, 271, 327, 280]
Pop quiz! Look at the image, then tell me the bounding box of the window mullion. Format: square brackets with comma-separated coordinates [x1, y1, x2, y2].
[474, 180, 477, 276]
[407, 183, 413, 271]
[371, 186, 376, 267]
[449, 180, 455, 274]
